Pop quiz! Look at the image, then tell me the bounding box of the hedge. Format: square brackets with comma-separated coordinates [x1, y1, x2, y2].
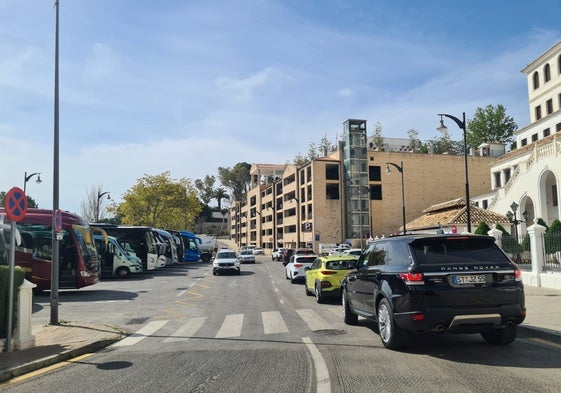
[0, 265, 26, 338]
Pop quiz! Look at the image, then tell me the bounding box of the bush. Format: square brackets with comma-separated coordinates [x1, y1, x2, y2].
[0, 265, 26, 338]
[474, 222, 491, 235]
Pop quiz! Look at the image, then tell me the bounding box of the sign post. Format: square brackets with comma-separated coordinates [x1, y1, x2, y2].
[4, 186, 28, 352]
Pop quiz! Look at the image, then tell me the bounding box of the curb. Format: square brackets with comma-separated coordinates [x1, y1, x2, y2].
[518, 325, 561, 346]
[0, 336, 123, 383]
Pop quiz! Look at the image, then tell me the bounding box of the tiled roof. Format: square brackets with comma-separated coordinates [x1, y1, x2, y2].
[407, 198, 510, 231]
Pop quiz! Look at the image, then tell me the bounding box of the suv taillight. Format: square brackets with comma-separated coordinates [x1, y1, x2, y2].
[399, 272, 425, 285]
[514, 268, 522, 282]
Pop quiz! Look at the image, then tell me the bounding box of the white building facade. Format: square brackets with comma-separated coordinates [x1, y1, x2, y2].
[482, 41, 561, 229]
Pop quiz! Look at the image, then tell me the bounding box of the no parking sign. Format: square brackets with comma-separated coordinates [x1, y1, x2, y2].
[4, 186, 27, 352]
[5, 186, 27, 222]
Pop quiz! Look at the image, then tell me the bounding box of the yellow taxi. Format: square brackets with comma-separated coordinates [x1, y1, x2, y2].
[305, 254, 358, 303]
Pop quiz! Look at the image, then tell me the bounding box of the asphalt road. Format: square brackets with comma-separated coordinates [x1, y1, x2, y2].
[4, 256, 561, 393]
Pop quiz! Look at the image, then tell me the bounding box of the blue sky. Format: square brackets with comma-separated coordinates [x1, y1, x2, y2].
[1, 0, 560, 215]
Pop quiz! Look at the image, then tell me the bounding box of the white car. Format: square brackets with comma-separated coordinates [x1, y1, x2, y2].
[329, 246, 352, 256]
[342, 248, 362, 257]
[253, 247, 264, 255]
[213, 250, 240, 275]
[239, 249, 256, 264]
[285, 254, 318, 283]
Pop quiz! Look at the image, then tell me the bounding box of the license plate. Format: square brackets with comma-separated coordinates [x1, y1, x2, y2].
[452, 274, 486, 285]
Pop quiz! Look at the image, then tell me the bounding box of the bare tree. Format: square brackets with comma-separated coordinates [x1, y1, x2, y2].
[81, 184, 111, 223]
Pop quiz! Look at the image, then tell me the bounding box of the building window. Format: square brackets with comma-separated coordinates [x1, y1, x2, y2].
[325, 184, 339, 200]
[482, 200, 488, 209]
[544, 63, 551, 82]
[557, 123, 561, 132]
[369, 165, 381, 181]
[493, 172, 501, 188]
[521, 138, 528, 147]
[325, 164, 339, 180]
[535, 105, 542, 120]
[371, 184, 382, 200]
[544, 128, 551, 137]
[531, 133, 538, 142]
[553, 185, 558, 207]
[547, 99, 553, 114]
[532, 71, 540, 89]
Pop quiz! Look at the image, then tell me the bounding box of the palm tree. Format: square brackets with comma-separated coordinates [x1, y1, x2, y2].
[213, 187, 230, 211]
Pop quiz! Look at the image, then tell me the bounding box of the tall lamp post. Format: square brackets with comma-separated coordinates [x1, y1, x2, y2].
[437, 112, 471, 232]
[96, 191, 111, 223]
[385, 161, 406, 234]
[506, 201, 529, 263]
[23, 171, 42, 193]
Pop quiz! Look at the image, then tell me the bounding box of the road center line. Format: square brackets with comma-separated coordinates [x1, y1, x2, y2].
[302, 337, 331, 393]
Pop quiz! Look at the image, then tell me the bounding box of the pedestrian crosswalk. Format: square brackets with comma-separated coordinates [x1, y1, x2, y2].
[114, 308, 341, 347]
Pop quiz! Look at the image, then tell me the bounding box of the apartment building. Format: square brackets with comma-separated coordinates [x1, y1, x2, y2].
[230, 119, 495, 253]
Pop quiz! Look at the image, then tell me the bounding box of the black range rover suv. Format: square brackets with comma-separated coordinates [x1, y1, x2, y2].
[341, 234, 526, 350]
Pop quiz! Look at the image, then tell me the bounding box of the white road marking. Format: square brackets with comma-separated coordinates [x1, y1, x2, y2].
[113, 320, 168, 347]
[216, 314, 244, 338]
[164, 317, 207, 343]
[296, 309, 333, 331]
[303, 337, 331, 393]
[262, 311, 289, 334]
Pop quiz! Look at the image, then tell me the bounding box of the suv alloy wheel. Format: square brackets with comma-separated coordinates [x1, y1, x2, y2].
[377, 298, 411, 350]
[342, 289, 358, 325]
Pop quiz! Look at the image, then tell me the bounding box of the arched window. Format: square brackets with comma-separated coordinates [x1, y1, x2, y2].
[533, 71, 539, 89]
[544, 63, 551, 82]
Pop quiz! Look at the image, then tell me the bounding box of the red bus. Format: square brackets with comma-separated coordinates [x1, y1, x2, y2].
[0, 208, 101, 290]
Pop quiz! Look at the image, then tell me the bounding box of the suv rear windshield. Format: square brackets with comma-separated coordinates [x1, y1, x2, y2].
[295, 256, 317, 264]
[410, 236, 512, 267]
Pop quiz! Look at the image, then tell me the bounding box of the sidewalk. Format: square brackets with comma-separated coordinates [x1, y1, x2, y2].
[0, 322, 125, 382]
[1, 285, 560, 383]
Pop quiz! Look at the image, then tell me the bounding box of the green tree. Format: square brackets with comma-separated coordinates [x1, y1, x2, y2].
[194, 175, 216, 205]
[0, 191, 39, 208]
[466, 104, 517, 150]
[218, 162, 251, 202]
[116, 172, 201, 230]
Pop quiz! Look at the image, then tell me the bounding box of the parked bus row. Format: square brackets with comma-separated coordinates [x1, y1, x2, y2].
[0, 208, 214, 291]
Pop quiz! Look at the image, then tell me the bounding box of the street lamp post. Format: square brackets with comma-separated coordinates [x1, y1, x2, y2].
[506, 201, 529, 263]
[23, 171, 42, 194]
[385, 161, 406, 235]
[437, 112, 471, 233]
[96, 191, 111, 223]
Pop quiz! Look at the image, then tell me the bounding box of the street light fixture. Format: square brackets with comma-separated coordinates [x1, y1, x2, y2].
[437, 112, 471, 232]
[23, 171, 42, 194]
[506, 201, 528, 263]
[385, 161, 406, 235]
[96, 191, 111, 223]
